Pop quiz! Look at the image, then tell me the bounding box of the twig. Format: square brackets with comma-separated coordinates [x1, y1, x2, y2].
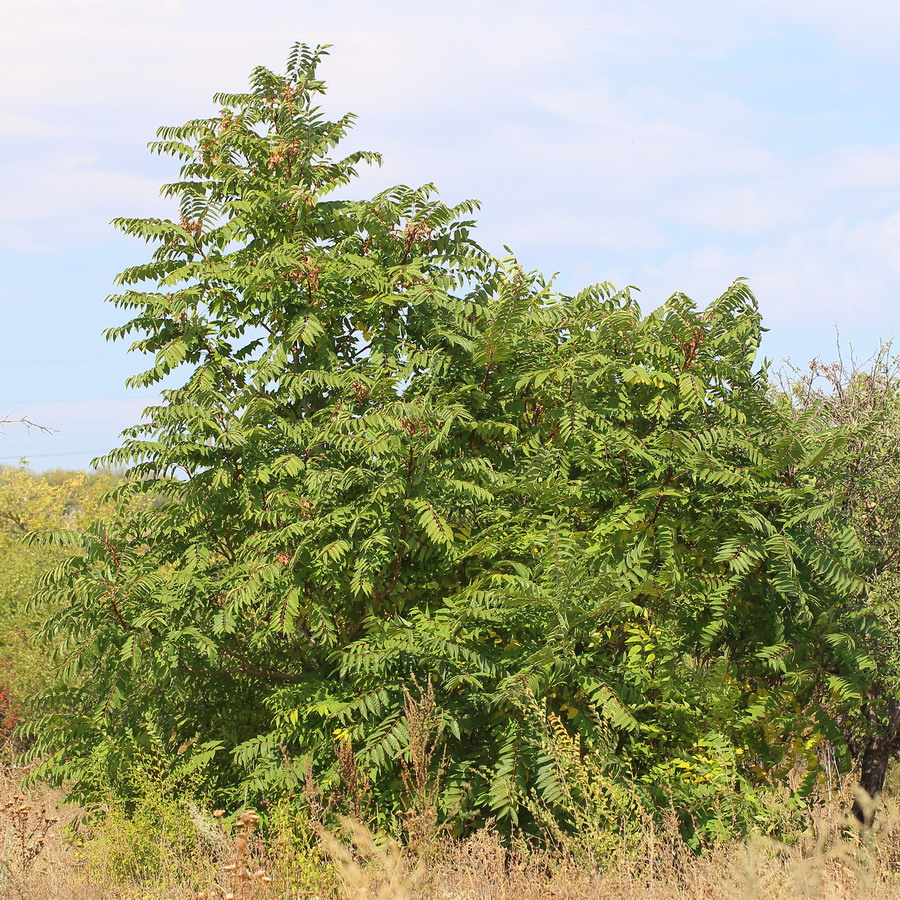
[0, 416, 56, 433]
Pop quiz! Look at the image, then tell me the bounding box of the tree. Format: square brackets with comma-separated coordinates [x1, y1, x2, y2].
[24, 45, 877, 842]
[778, 346, 900, 825]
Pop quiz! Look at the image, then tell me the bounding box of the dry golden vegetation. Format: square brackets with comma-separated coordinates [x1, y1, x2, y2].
[4, 763, 900, 900]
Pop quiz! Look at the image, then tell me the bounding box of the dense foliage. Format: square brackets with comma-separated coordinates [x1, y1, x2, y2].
[777, 350, 900, 822]
[21, 46, 884, 843]
[0, 465, 115, 741]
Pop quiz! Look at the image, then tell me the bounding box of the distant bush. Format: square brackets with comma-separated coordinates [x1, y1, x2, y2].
[0, 465, 117, 730]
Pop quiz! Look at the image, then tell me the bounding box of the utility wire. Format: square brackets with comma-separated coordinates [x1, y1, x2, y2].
[0, 358, 124, 366]
[1, 395, 160, 404]
[0, 450, 109, 460]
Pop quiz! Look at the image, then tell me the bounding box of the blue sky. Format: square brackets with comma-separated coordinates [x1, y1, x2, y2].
[2, 0, 899, 469]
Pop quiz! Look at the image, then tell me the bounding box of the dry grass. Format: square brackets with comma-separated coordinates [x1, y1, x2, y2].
[0, 764, 110, 899]
[4, 763, 900, 899]
[328, 792, 900, 900]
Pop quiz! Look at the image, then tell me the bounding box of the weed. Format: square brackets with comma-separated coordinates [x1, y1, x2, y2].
[399, 679, 445, 851]
[321, 817, 420, 900]
[333, 742, 372, 825]
[218, 809, 271, 900]
[1, 794, 58, 874]
[6, 761, 900, 899]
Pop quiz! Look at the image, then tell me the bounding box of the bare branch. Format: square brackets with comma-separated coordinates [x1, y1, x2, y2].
[0, 416, 56, 434]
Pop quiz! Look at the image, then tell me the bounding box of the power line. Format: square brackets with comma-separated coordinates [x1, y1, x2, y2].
[0, 450, 108, 460]
[0, 358, 124, 366]
[0, 395, 160, 404]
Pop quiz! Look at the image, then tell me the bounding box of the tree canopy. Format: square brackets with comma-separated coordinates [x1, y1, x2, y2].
[23, 45, 883, 844]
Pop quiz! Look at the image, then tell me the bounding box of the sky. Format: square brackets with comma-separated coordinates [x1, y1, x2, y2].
[2, 0, 900, 470]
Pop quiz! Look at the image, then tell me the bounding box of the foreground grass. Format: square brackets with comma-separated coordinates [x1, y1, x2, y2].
[4, 764, 900, 899]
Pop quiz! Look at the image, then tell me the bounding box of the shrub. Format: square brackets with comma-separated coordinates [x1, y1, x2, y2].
[23, 44, 878, 845]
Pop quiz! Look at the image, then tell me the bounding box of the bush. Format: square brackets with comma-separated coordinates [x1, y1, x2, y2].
[22, 44, 879, 845]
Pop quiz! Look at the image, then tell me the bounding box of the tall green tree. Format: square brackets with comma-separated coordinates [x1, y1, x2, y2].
[24, 45, 878, 841]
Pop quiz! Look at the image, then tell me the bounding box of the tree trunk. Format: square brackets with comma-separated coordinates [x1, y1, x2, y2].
[853, 742, 891, 828]
[852, 698, 900, 829]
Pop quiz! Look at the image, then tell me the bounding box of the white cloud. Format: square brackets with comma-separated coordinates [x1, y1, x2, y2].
[628, 212, 900, 337]
[0, 397, 155, 430]
[2, 0, 900, 352]
[501, 210, 666, 255]
[821, 146, 900, 191]
[0, 114, 58, 137]
[0, 155, 168, 252]
[729, 0, 900, 52]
